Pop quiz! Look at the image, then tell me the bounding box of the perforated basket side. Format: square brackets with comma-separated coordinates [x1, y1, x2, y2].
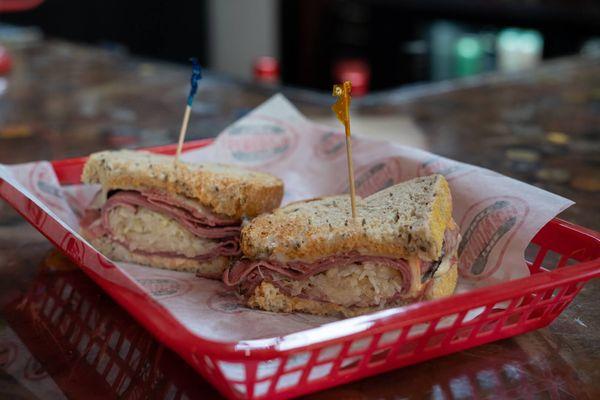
[188, 219, 600, 399]
[200, 281, 585, 399]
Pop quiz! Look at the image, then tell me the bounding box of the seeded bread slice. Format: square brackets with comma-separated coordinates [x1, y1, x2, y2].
[81, 150, 284, 219]
[241, 174, 452, 262]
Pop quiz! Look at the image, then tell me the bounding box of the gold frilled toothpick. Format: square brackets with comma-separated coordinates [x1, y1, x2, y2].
[332, 81, 357, 219]
[175, 58, 202, 162]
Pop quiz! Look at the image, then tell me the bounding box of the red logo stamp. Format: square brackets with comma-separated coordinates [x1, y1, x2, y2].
[417, 156, 473, 181]
[60, 233, 85, 266]
[221, 115, 298, 166]
[96, 253, 115, 270]
[458, 196, 529, 279]
[26, 198, 47, 229]
[341, 157, 403, 197]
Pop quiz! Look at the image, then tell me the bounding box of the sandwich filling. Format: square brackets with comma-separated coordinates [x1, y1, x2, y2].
[224, 223, 460, 309]
[82, 189, 242, 266]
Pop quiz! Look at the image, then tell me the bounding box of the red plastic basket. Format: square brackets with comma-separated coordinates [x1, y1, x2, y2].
[1, 139, 599, 400]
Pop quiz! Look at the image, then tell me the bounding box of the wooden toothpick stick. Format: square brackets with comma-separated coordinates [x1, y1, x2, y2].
[175, 58, 202, 162]
[332, 81, 357, 219]
[175, 104, 192, 161]
[345, 126, 357, 219]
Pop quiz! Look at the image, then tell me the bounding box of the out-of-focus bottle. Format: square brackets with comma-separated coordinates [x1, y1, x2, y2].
[253, 56, 280, 84]
[429, 21, 461, 81]
[455, 36, 483, 77]
[332, 58, 371, 96]
[496, 28, 543, 72]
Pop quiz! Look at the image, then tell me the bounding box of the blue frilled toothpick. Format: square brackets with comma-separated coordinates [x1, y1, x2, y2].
[175, 58, 202, 161]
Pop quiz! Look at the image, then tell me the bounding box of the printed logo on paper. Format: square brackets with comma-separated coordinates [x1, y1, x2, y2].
[341, 157, 403, 197]
[315, 131, 346, 160]
[136, 278, 191, 299]
[418, 156, 472, 181]
[60, 233, 85, 266]
[221, 115, 298, 166]
[0, 342, 18, 369]
[207, 291, 246, 313]
[27, 163, 65, 212]
[63, 191, 88, 219]
[458, 196, 529, 279]
[206, 291, 330, 324]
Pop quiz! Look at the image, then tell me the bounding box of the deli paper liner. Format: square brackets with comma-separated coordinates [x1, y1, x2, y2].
[0, 94, 573, 348]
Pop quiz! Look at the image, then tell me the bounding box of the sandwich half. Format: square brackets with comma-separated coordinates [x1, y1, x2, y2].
[223, 174, 460, 317]
[80, 150, 283, 278]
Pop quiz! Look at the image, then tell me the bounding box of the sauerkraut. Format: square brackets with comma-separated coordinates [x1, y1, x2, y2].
[107, 206, 218, 257]
[272, 252, 456, 308]
[276, 262, 405, 308]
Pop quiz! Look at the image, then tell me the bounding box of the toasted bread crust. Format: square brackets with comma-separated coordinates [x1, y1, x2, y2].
[81, 150, 284, 219]
[425, 261, 458, 300]
[241, 175, 453, 262]
[247, 263, 458, 317]
[427, 175, 453, 262]
[89, 235, 229, 278]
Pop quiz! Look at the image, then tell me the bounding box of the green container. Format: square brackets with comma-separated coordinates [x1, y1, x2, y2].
[455, 36, 484, 77]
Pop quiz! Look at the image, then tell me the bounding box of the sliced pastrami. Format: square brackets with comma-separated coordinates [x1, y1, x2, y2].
[224, 223, 461, 303]
[81, 189, 242, 260]
[103, 191, 240, 239]
[224, 253, 413, 293]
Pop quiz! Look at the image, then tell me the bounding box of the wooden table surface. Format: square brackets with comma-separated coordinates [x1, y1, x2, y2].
[0, 39, 599, 399]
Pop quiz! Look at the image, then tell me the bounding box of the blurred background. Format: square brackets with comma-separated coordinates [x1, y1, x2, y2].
[1, 0, 600, 94]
